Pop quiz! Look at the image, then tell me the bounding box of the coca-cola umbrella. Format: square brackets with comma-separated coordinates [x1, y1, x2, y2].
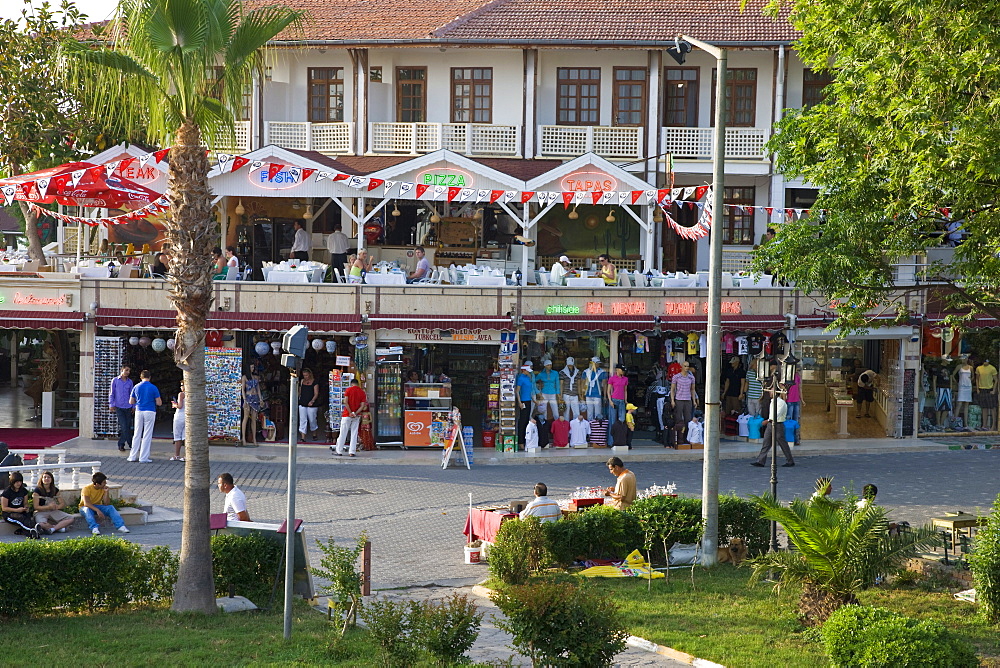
[0, 160, 162, 209]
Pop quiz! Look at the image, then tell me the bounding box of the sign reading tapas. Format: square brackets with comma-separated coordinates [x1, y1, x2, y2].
[560, 171, 618, 193]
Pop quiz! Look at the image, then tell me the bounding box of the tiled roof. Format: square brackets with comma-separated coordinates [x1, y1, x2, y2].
[434, 0, 797, 43]
[284, 151, 412, 175]
[256, 0, 796, 44]
[473, 158, 564, 181]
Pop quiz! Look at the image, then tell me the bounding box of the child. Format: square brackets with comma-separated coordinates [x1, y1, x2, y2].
[624, 403, 637, 449]
[525, 416, 539, 451]
[550, 414, 570, 448]
[687, 410, 704, 447]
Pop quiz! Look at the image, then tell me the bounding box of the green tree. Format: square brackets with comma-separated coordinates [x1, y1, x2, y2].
[64, 0, 302, 613]
[754, 0, 1000, 328]
[748, 486, 939, 625]
[0, 0, 116, 262]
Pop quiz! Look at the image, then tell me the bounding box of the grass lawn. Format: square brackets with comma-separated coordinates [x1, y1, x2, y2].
[581, 566, 1000, 668]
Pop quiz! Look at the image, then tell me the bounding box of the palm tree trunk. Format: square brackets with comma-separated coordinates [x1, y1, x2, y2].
[168, 120, 218, 614]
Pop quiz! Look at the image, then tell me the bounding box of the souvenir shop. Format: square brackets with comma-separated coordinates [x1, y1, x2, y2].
[0, 285, 82, 428]
[370, 316, 512, 448]
[917, 323, 1000, 435]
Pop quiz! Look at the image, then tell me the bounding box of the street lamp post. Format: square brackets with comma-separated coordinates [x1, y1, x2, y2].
[670, 34, 727, 565]
[280, 324, 308, 639]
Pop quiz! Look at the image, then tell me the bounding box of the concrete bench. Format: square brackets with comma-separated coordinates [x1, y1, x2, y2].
[1, 505, 147, 536]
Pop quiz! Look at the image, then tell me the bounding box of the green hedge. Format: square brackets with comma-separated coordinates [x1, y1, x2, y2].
[718, 493, 771, 556]
[0, 538, 177, 616]
[969, 493, 1000, 623]
[545, 505, 644, 566]
[821, 605, 979, 668]
[211, 532, 283, 607]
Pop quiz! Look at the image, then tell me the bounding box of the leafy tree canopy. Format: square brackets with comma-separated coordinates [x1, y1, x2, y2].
[753, 0, 1000, 329]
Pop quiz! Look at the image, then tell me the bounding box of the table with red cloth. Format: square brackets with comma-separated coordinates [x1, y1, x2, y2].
[464, 508, 516, 543]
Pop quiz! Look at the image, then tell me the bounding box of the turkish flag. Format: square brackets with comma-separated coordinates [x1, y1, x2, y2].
[764, 207, 774, 217]
[231, 156, 250, 172]
[416, 184, 430, 198]
[657, 188, 671, 203]
[520, 191, 534, 203]
[153, 148, 170, 163]
[631, 190, 643, 204]
[368, 178, 385, 191]
[267, 163, 284, 181]
[489, 190, 504, 203]
[562, 192, 574, 209]
[120, 157, 136, 172]
[590, 191, 603, 205]
[333, 173, 349, 181]
[694, 186, 709, 200]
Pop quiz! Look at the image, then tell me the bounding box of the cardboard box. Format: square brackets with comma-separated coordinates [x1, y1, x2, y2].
[676, 443, 692, 450]
[690, 443, 704, 449]
[569, 498, 605, 512]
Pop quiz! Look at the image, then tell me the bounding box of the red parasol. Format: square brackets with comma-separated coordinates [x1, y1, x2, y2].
[0, 160, 163, 209]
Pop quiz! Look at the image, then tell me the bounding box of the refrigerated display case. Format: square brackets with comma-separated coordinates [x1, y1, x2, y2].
[375, 360, 403, 444]
[403, 382, 452, 447]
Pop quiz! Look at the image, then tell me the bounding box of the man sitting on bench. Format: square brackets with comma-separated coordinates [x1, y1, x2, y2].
[80, 472, 130, 536]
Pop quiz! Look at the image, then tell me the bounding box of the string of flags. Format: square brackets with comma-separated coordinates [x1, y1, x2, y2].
[25, 196, 171, 227]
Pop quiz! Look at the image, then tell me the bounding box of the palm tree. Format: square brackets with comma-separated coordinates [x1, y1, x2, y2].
[748, 487, 940, 626]
[65, 0, 302, 613]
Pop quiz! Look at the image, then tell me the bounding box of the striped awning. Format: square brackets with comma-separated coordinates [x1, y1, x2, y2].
[0, 310, 83, 330]
[522, 314, 655, 331]
[367, 314, 513, 331]
[96, 308, 361, 333]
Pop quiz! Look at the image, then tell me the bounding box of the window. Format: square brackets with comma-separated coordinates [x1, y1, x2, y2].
[802, 68, 833, 108]
[557, 68, 600, 125]
[711, 68, 757, 127]
[663, 68, 699, 127]
[308, 67, 344, 122]
[722, 186, 755, 245]
[369, 66, 382, 83]
[612, 67, 646, 126]
[208, 67, 251, 121]
[396, 67, 427, 122]
[451, 68, 493, 123]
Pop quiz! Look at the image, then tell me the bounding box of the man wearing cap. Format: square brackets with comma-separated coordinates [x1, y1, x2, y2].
[584, 356, 607, 420]
[516, 363, 535, 447]
[550, 255, 572, 286]
[535, 358, 560, 421]
[560, 357, 582, 420]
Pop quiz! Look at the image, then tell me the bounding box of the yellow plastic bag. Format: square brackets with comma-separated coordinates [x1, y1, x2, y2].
[578, 549, 664, 579]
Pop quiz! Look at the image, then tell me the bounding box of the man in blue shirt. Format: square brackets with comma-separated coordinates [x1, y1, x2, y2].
[516, 364, 535, 447]
[535, 358, 560, 420]
[108, 365, 134, 452]
[127, 369, 162, 463]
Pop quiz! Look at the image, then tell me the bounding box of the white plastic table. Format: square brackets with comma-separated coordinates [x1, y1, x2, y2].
[565, 277, 605, 287]
[364, 272, 406, 285]
[466, 274, 506, 287]
[266, 270, 311, 283]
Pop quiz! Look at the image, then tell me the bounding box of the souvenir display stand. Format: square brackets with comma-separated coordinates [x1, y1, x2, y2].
[93, 336, 124, 437]
[205, 347, 242, 440]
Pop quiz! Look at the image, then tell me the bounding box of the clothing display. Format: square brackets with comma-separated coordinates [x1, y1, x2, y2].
[551, 418, 570, 447]
[957, 366, 973, 403]
[569, 417, 591, 446]
[737, 413, 750, 437]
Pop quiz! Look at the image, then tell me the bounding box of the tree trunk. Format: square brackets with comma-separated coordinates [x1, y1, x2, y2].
[168, 120, 218, 614]
[8, 159, 48, 264]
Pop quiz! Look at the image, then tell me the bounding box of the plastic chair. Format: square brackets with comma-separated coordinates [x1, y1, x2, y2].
[225, 266, 239, 281]
[538, 271, 551, 287]
[618, 271, 632, 287]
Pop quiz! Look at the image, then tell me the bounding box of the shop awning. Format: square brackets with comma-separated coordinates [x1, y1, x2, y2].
[522, 315, 655, 331]
[368, 314, 513, 331]
[796, 314, 903, 328]
[661, 315, 787, 331]
[96, 308, 362, 333]
[926, 313, 1000, 329]
[0, 310, 83, 330]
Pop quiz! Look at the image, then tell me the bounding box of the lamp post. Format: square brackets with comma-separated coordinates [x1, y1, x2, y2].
[280, 324, 308, 639]
[669, 33, 727, 565]
[763, 350, 799, 553]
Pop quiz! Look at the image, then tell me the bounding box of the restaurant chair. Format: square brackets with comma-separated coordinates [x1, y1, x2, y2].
[449, 265, 459, 285]
[22, 260, 40, 272]
[538, 271, 551, 287]
[225, 266, 240, 281]
[618, 271, 632, 288]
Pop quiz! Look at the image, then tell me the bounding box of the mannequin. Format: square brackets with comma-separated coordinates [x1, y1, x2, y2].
[241, 369, 263, 446]
[934, 366, 952, 428]
[561, 357, 582, 420]
[977, 359, 998, 430]
[583, 356, 608, 420]
[534, 358, 560, 421]
[953, 357, 974, 426]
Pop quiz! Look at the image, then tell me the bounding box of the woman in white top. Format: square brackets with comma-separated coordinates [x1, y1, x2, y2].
[171, 381, 185, 461]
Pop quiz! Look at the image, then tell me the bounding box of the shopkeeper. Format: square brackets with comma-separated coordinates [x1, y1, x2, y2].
[604, 456, 636, 510]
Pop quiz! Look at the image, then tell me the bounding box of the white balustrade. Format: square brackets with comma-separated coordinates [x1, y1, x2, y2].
[661, 127, 771, 160]
[368, 122, 520, 156]
[538, 125, 643, 160]
[1, 459, 102, 490]
[264, 121, 353, 154]
[211, 120, 251, 153]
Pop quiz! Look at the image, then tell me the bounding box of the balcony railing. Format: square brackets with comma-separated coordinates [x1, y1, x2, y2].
[211, 120, 252, 153]
[368, 123, 521, 156]
[538, 125, 643, 160]
[264, 121, 353, 154]
[661, 127, 771, 160]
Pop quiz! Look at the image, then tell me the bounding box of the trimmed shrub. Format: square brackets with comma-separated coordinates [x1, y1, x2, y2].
[545, 505, 644, 566]
[627, 494, 702, 562]
[969, 493, 1000, 623]
[718, 493, 770, 556]
[492, 580, 628, 668]
[489, 516, 549, 585]
[821, 605, 979, 668]
[313, 532, 368, 634]
[0, 537, 178, 617]
[411, 593, 484, 665]
[359, 596, 420, 668]
[211, 532, 282, 607]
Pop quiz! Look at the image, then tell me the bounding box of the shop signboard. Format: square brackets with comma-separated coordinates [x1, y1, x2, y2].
[0, 286, 79, 311]
[560, 171, 618, 193]
[382, 328, 502, 343]
[417, 167, 475, 188]
[535, 299, 749, 317]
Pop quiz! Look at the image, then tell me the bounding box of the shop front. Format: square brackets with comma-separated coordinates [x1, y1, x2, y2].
[0, 280, 82, 428]
[369, 314, 513, 448]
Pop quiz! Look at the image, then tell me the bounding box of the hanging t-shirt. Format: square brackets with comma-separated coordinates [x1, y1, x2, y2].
[737, 413, 751, 437]
[746, 369, 763, 401]
[723, 333, 736, 354]
[748, 415, 764, 439]
[672, 334, 686, 353]
[635, 334, 649, 353]
[686, 332, 700, 355]
[699, 333, 707, 358]
[770, 331, 789, 356]
[666, 361, 683, 382]
[736, 336, 749, 355]
[747, 333, 765, 356]
[762, 331, 773, 355]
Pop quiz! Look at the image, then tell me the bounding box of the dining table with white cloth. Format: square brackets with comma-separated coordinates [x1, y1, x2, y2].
[364, 272, 406, 285]
[565, 277, 605, 287]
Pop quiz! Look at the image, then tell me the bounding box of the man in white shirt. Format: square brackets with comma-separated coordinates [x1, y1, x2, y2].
[290, 220, 310, 261]
[569, 413, 591, 448]
[326, 223, 350, 273]
[519, 482, 562, 523]
[217, 472, 250, 521]
[750, 390, 794, 467]
[407, 246, 432, 283]
[550, 255, 571, 286]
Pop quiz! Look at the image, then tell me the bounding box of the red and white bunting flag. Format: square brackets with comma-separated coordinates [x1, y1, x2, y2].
[561, 192, 574, 209]
[630, 191, 643, 205]
[384, 180, 397, 193]
[803, 209, 811, 217]
[347, 175, 367, 189]
[490, 190, 504, 204]
[499, 190, 514, 203]
[617, 192, 630, 205]
[447, 187, 461, 202]
[315, 171, 330, 183]
[599, 192, 614, 205]
[216, 153, 233, 171]
[680, 186, 694, 200]
[572, 191, 586, 204]
[120, 157, 136, 171]
[70, 169, 86, 187]
[434, 185, 447, 199]
[476, 189, 490, 203]
[519, 191, 534, 204]
[644, 189, 657, 204]
[333, 173, 350, 182]
[287, 167, 302, 183]
[36, 177, 51, 196]
[694, 185, 709, 201]
[460, 188, 475, 202]
[153, 148, 170, 163]
[590, 191, 603, 205]
[301, 168, 316, 182]
[415, 184, 430, 199]
[367, 178, 384, 192]
[267, 163, 284, 181]
[671, 187, 683, 199]
[764, 206, 774, 218]
[105, 160, 121, 175]
[399, 182, 414, 196]
[138, 153, 153, 168]
[657, 188, 671, 204]
[784, 208, 795, 219]
[249, 160, 264, 172]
